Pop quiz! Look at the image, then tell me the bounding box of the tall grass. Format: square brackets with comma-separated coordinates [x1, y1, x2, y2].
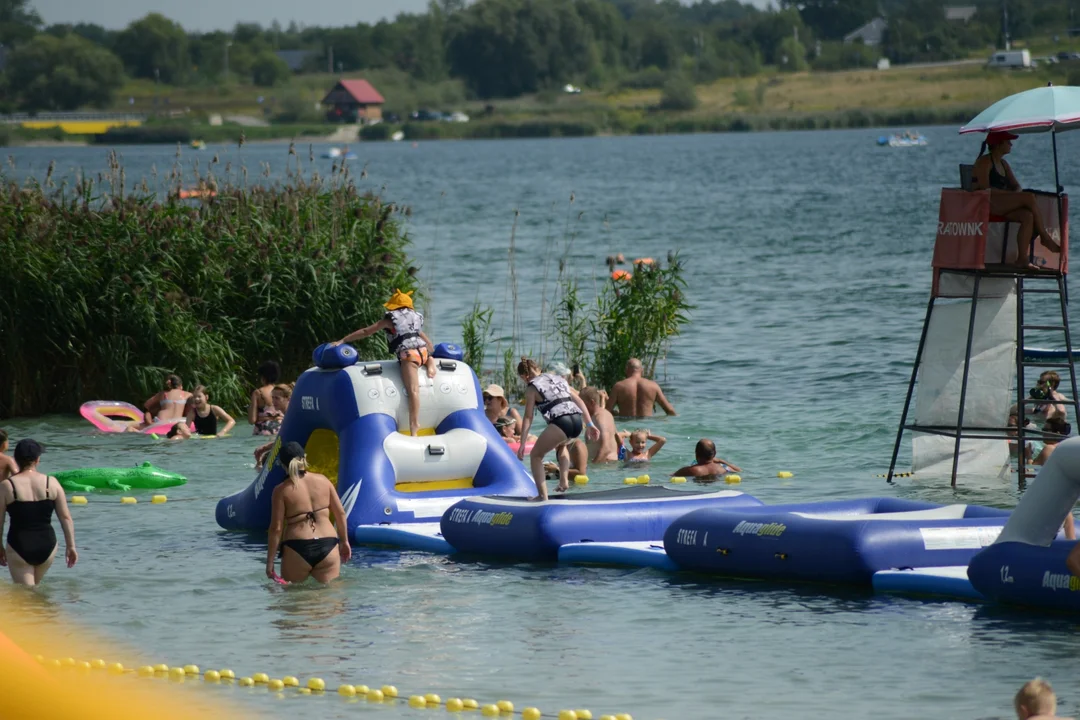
[460, 302, 493, 373]
[0, 149, 415, 418]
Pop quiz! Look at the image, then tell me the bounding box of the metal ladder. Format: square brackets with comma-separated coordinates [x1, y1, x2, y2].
[887, 268, 1080, 488]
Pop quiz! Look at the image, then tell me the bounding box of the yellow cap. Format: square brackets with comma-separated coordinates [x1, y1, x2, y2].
[384, 288, 414, 311]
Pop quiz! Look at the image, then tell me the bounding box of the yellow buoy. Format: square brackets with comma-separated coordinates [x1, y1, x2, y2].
[559, 711, 579, 720]
[153, 663, 169, 673]
[168, 667, 186, 681]
[365, 688, 385, 702]
[107, 662, 124, 675]
[463, 699, 479, 709]
[183, 664, 199, 675]
[338, 684, 356, 697]
[481, 704, 500, 717]
[71, 496, 88, 505]
[523, 708, 542, 720]
[298, 687, 311, 695]
[409, 695, 427, 708]
[425, 693, 442, 704]
[497, 700, 514, 712]
[637, 474, 650, 484]
[219, 669, 235, 680]
[576, 711, 594, 720]
[574, 475, 589, 484]
[446, 697, 465, 712]
[90, 659, 106, 670]
[623, 477, 638, 485]
[267, 679, 285, 691]
[60, 657, 76, 668]
[615, 714, 633, 720]
[382, 684, 398, 698]
[76, 661, 92, 673]
[45, 659, 61, 670]
[307, 677, 325, 691]
[599, 716, 617, 720]
[282, 676, 299, 687]
[670, 476, 687, 483]
[354, 684, 370, 694]
[777, 471, 793, 479]
[252, 672, 270, 684]
[152, 495, 167, 504]
[238, 677, 254, 687]
[121, 497, 137, 504]
[137, 665, 155, 677]
[204, 670, 221, 682]
[724, 474, 741, 484]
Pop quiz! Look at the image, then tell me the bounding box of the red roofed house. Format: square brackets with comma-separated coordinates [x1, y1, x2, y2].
[322, 79, 385, 124]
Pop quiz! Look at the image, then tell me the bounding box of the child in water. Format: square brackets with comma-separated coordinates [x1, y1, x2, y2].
[168, 385, 236, 439]
[0, 429, 16, 481]
[620, 429, 666, 463]
[330, 289, 437, 437]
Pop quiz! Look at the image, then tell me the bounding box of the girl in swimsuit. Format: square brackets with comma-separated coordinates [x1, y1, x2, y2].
[516, 357, 600, 500]
[129, 374, 192, 432]
[254, 385, 293, 467]
[620, 429, 666, 464]
[972, 131, 1061, 270]
[266, 442, 351, 584]
[0, 430, 17, 482]
[0, 439, 77, 586]
[249, 360, 283, 435]
[169, 386, 236, 439]
[329, 289, 438, 437]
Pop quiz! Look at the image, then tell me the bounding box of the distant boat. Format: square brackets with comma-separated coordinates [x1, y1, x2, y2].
[190, 139, 206, 150]
[391, 131, 405, 142]
[321, 146, 358, 160]
[877, 131, 928, 147]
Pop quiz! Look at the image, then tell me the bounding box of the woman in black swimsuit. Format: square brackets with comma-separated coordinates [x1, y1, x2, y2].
[169, 385, 236, 439]
[972, 130, 1061, 270]
[266, 442, 351, 583]
[516, 357, 600, 500]
[0, 439, 77, 586]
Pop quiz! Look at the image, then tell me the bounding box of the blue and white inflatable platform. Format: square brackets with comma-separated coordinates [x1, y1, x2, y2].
[968, 438, 1080, 611]
[440, 486, 763, 561]
[216, 343, 535, 550]
[664, 497, 1009, 585]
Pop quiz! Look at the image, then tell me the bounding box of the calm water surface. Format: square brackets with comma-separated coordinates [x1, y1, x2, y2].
[6, 127, 1080, 719]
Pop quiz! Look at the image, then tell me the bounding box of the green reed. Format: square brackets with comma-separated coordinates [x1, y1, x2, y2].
[460, 302, 494, 374]
[0, 150, 415, 418]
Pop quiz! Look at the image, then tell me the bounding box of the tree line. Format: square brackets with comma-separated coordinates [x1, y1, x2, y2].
[0, 0, 1073, 112]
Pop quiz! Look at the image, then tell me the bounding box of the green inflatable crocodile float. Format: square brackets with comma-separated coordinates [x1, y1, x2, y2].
[54, 462, 188, 493]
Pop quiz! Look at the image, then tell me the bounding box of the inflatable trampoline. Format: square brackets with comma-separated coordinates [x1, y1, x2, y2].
[664, 497, 1010, 585]
[968, 438, 1080, 611]
[440, 486, 764, 561]
[215, 344, 535, 543]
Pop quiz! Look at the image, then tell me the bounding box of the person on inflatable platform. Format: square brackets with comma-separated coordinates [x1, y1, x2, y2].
[972, 131, 1061, 270]
[0, 440, 77, 586]
[0, 430, 16, 482]
[672, 439, 741, 482]
[254, 384, 293, 468]
[330, 289, 437, 437]
[516, 357, 600, 500]
[1014, 678, 1071, 720]
[128, 374, 191, 432]
[168, 385, 236, 439]
[266, 442, 351, 584]
[249, 360, 283, 435]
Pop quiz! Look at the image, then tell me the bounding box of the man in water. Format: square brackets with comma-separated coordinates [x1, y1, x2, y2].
[672, 439, 740, 481]
[1014, 678, 1070, 720]
[606, 358, 676, 417]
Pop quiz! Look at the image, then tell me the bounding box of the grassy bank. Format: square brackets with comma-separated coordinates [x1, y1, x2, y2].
[0, 154, 416, 418]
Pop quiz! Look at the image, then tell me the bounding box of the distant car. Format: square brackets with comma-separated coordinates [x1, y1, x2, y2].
[1041, 55, 1059, 64]
[409, 109, 443, 122]
[563, 84, 582, 94]
[448, 111, 470, 123]
[987, 49, 1031, 68]
[1058, 51, 1080, 61]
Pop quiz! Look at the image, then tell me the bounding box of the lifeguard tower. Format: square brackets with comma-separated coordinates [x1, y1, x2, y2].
[887, 176, 1077, 487]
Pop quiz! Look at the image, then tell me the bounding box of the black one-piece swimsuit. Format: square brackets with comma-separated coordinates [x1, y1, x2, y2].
[6, 477, 57, 566]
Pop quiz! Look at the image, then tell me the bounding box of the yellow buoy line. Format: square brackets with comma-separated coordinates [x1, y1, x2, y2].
[68, 494, 228, 506]
[874, 472, 915, 478]
[33, 654, 648, 720]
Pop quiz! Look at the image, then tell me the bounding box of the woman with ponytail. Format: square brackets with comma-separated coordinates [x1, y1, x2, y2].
[972, 131, 1061, 269]
[516, 357, 600, 500]
[265, 442, 351, 583]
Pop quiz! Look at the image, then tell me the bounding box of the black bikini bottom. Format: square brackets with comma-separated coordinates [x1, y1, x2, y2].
[8, 526, 57, 566]
[283, 537, 339, 567]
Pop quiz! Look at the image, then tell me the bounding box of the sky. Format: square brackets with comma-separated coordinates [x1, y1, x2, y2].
[34, 0, 770, 32]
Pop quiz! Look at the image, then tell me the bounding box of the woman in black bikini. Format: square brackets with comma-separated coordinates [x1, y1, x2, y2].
[972, 130, 1061, 270]
[0, 439, 77, 586]
[266, 442, 351, 583]
[516, 357, 600, 500]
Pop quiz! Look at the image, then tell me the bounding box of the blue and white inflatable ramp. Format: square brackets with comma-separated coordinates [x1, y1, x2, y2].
[216, 344, 535, 550]
[440, 486, 763, 561]
[664, 497, 1009, 585]
[968, 437, 1080, 612]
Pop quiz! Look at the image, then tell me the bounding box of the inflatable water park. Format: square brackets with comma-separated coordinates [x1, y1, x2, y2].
[209, 86, 1080, 616]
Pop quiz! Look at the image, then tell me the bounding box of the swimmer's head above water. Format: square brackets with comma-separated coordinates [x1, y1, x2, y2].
[695, 438, 717, 464]
[13, 438, 44, 470]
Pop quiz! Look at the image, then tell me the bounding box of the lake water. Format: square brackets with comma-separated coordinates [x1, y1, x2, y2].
[5, 127, 1080, 719]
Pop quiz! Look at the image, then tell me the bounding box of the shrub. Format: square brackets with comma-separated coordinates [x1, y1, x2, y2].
[659, 75, 699, 111]
[0, 156, 415, 417]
